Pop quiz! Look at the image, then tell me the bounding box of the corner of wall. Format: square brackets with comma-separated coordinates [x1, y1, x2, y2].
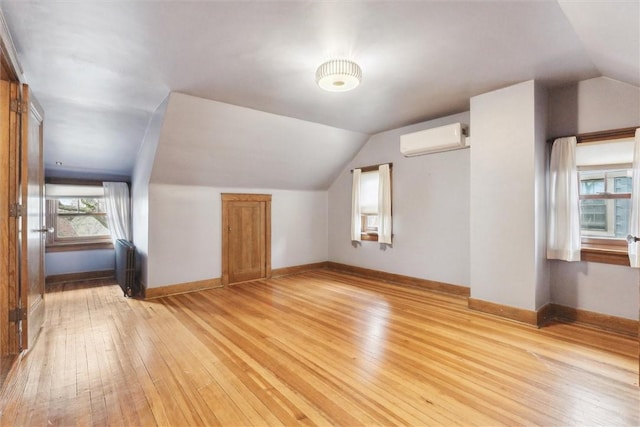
[534, 81, 550, 310]
[132, 95, 170, 290]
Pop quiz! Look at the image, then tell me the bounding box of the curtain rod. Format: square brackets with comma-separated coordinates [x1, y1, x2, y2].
[350, 162, 393, 173]
[45, 178, 105, 186]
[547, 126, 638, 144]
[45, 178, 131, 186]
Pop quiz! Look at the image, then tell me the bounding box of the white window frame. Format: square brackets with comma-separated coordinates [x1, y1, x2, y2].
[354, 165, 392, 242]
[578, 165, 632, 245]
[45, 183, 113, 250]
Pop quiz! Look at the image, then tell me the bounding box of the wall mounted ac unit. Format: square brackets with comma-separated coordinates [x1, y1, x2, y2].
[400, 123, 469, 157]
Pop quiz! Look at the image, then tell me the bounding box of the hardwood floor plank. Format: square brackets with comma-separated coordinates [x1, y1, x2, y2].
[169, 293, 332, 426]
[0, 271, 637, 426]
[260, 280, 528, 423]
[220, 282, 464, 425]
[135, 305, 217, 426]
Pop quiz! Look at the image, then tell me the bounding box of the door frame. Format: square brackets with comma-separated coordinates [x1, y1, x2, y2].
[221, 193, 271, 286]
[1, 11, 27, 358]
[0, 80, 18, 356]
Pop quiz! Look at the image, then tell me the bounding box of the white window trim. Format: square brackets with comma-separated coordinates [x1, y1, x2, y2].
[45, 187, 112, 248]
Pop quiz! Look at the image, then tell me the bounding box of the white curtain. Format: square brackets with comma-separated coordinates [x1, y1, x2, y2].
[378, 164, 392, 245]
[103, 182, 132, 243]
[628, 128, 640, 267]
[547, 136, 581, 261]
[351, 169, 362, 242]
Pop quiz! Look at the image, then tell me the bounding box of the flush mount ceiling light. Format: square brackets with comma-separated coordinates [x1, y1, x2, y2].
[316, 59, 362, 92]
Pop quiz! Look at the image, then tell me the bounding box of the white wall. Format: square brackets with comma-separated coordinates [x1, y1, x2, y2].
[132, 96, 168, 287]
[469, 80, 548, 311]
[328, 112, 471, 287]
[146, 184, 328, 288]
[548, 77, 640, 136]
[550, 262, 637, 319]
[151, 92, 368, 190]
[547, 77, 640, 320]
[45, 249, 114, 276]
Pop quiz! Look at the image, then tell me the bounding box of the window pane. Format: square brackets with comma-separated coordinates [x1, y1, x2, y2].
[78, 198, 104, 213]
[56, 214, 109, 238]
[364, 215, 378, 230]
[360, 171, 379, 215]
[57, 198, 106, 214]
[614, 198, 630, 238]
[57, 198, 79, 213]
[580, 198, 631, 238]
[580, 199, 606, 231]
[580, 179, 604, 195]
[613, 176, 631, 194]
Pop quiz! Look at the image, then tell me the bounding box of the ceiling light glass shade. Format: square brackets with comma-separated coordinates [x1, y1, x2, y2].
[316, 59, 362, 92]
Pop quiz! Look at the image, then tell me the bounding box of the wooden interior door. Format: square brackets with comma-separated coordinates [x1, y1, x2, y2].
[0, 81, 40, 354]
[22, 86, 45, 350]
[0, 80, 17, 356]
[222, 194, 271, 285]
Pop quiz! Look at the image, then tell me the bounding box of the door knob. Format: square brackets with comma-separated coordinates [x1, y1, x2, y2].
[33, 227, 53, 233]
[626, 234, 639, 244]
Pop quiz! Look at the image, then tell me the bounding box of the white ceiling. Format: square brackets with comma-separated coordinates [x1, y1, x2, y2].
[152, 92, 369, 190]
[0, 1, 638, 179]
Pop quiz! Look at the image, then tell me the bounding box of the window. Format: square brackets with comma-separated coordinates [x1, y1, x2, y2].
[578, 167, 631, 239]
[351, 164, 392, 243]
[45, 184, 112, 250]
[360, 169, 381, 239]
[571, 128, 637, 265]
[54, 198, 109, 239]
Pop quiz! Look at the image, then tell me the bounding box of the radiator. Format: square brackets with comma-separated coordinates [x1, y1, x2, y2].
[115, 239, 137, 297]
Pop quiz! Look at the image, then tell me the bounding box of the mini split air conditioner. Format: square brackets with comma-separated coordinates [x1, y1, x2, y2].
[400, 123, 469, 157]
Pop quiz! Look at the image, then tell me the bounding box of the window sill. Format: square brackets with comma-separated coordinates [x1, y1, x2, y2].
[580, 243, 629, 266]
[361, 233, 379, 242]
[46, 241, 114, 253]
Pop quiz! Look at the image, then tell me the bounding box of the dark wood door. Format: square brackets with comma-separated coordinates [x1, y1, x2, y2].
[0, 82, 44, 354]
[23, 86, 45, 350]
[222, 194, 271, 285]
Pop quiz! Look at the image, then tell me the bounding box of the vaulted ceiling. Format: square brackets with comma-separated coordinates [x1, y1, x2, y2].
[0, 1, 638, 181]
[150, 92, 369, 190]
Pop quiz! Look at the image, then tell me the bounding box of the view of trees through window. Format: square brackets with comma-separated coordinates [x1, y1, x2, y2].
[56, 198, 109, 239]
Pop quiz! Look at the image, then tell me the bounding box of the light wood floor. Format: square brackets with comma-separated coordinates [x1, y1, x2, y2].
[0, 270, 638, 426]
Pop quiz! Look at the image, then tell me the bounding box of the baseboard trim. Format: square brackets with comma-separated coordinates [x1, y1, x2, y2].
[466, 298, 637, 334]
[144, 278, 223, 300]
[272, 262, 329, 278]
[551, 304, 638, 337]
[468, 298, 541, 326]
[326, 262, 470, 297]
[46, 269, 114, 285]
[537, 303, 555, 326]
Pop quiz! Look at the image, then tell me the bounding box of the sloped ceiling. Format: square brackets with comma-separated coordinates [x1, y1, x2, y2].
[151, 92, 368, 190]
[0, 1, 638, 182]
[558, 1, 640, 87]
